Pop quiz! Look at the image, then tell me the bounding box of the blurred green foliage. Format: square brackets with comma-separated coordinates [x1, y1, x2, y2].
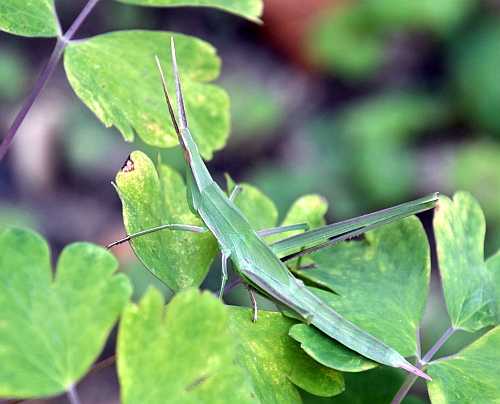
[224, 77, 284, 142]
[333, 92, 448, 204]
[308, 0, 476, 80]
[451, 19, 500, 136]
[0, 47, 27, 102]
[0, 204, 38, 231]
[450, 142, 500, 254]
[451, 142, 500, 225]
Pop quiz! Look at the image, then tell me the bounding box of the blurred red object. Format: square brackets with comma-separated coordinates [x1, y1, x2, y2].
[263, 0, 347, 67]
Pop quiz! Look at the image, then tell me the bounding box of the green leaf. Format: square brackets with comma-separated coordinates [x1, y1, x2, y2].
[488, 251, 500, 321]
[291, 217, 430, 370]
[280, 195, 328, 236]
[118, 288, 256, 403]
[227, 174, 327, 239]
[289, 324, 376, 372]
[227, 307, 344, 402]
[301, 367, 418, 404]
[0, 228, 131, 398]
[115, 0, 263, 22]
[0, 0, 59, 37]
[232, 183, 278, 231]
[114, 151, 218, 291]
[433, 192, 497, 331]
[428, 326, 500, 403]
[64, 30, 229, 160]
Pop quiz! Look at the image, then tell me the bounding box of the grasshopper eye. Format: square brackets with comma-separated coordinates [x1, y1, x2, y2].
[121, 155, 135, 173]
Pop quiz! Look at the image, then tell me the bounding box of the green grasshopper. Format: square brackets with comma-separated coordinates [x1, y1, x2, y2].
[111, 39, 437, 380]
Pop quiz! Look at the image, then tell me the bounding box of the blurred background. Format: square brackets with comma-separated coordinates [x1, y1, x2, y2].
[0, 0, 499, 402]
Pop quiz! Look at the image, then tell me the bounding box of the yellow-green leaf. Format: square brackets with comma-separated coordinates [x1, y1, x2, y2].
[228, 307, 344, 403]
[64, 30, 229, 160]
[0, 228, 131, 398]
[118, 288, 256, 403]
[434, 192, 497, 332]
[428, 326, 500, 403]
[0, 0, 59, 37]
[232, 182, 278, 231]
[115, 0, 263, 22]
[114, 151, 218, 291]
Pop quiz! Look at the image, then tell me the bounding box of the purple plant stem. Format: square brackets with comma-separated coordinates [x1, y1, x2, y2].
[67, 385, 81, 404]
[63, 0, 101, 41]
[391, 373, 418, 404]
[0, 0, 101, 161]
[391, 326, 456, 404]
[421, 326, 455, 363]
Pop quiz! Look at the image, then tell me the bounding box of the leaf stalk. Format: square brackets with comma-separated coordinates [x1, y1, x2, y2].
[0, 0, 102, 161]
[391, 326, 456, 403]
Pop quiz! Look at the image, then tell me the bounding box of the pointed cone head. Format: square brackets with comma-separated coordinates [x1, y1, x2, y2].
[170, 37, 188, 130]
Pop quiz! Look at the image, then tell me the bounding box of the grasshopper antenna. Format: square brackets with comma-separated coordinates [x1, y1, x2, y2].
[170, 37, 189, 130]
[154, 55, 182, 140]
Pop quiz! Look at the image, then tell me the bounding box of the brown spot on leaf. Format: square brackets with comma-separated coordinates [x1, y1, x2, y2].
[121, 155, 135, 173]
[185, 374, 210, 391]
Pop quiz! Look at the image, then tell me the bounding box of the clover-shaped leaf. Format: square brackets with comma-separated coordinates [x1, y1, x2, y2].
[0, 228, 131, 398]
[114, 151, 218, 291]
[115, 0, 263, 23]
[64, 30, 229, 160]
[227, 307, 344, 403]
[118, 288, 256, 403]
[290, 217, 430, 371]
[434, 192, 497, 331]
[231, 182, 278, 231]
[280, 195, 328, 234]
[0, 0, 59, 37]
[227, 175, 328, 238]
[427, 326, 500, 403]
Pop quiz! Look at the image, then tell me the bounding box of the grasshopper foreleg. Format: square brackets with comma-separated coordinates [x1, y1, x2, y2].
[229, 185, 243, 202]
[106, 223, 206, 249]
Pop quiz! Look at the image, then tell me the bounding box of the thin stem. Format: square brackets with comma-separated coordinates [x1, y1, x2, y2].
[421, 326, 455, 363]
[0, 39, 64, 160]
[63, 0, 101, 42]
[67, 385, 81, 404]
[391, 373, 418, 404]
[391, 327, 456, 404]
[0, 0, 101, 161]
